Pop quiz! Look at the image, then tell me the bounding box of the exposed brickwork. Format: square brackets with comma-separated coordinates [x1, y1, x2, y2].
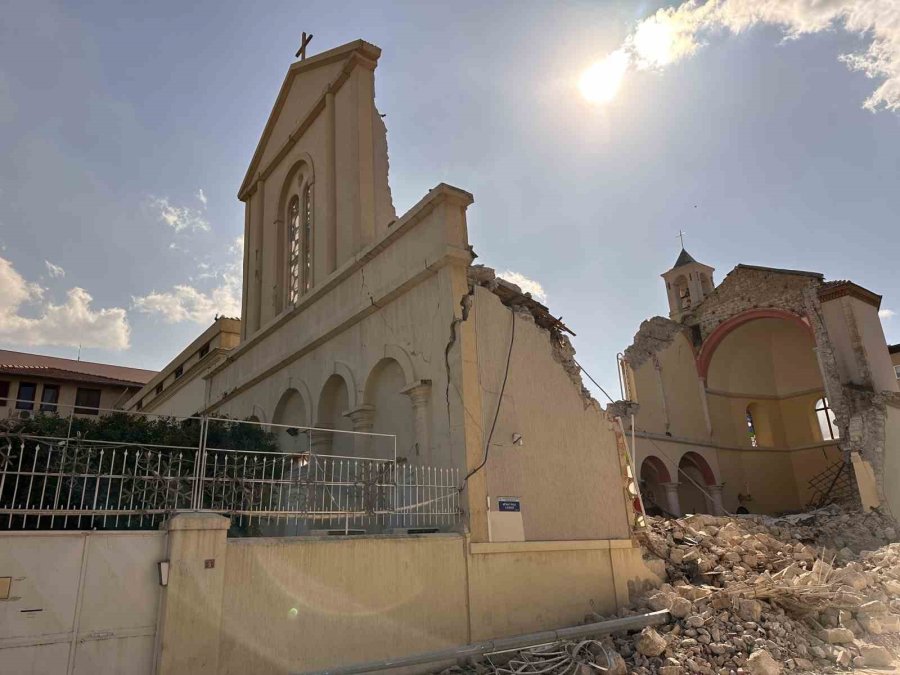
[683, 267, 821, 341]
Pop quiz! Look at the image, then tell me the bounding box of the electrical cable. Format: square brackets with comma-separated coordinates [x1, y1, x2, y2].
[572, 357, 616, 404]
[461, 310, 516, 490]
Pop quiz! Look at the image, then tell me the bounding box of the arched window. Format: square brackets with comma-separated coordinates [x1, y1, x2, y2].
[302, 183, 312, 293]
[815, 397, 840, 440]
[745, 406, 758, 447]
[674, 275, 691, 310]
[288, 196, 301, 305]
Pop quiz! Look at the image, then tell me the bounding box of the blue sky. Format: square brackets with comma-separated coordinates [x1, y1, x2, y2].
[0, 0, 898, 400]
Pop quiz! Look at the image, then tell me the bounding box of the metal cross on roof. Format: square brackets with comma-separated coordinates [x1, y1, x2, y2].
[677, 229, 686, 248]
[295, 32, 313, 60]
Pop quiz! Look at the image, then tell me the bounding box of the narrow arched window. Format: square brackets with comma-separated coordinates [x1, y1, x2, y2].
[288, 196, 301, 306]
[746, 406, 758, 447]
[302, 183, 312, 293]
[815, 397, 840, 440]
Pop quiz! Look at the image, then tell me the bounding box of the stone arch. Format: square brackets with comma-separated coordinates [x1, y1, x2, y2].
[673, 274, 690, 311]
[364, 357, 416, 459]
[697, 308, 813, 381]
[272, 387, 311, 453]
[640, 455, 672, 515]
[316, 371, 354, 456]
[678, 451, 716, 515]
[382, 345, 416, 387]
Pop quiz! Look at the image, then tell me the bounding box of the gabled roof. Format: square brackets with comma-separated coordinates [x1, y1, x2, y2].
[889, 344, 900, 355]
[237, 40, 381, 200]
[734, 263, 823, 279]
[0, 349, 156, 386]
[672, 248, 697, 268]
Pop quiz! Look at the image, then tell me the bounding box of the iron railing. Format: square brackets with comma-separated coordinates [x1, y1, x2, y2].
[0, 425, 461, 534]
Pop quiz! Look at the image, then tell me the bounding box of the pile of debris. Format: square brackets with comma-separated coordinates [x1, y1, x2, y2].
[438, 506, 900, 674]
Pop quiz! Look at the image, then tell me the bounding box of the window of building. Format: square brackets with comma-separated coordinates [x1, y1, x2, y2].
[136, 398, 143, 411]
[746, 406, 758, 447]
[74, 388, 101, 415]
[16, 382, 37, 410]
[894, 365, 900, 380]
[0, 381, 8, 407]
[198, 342, 210, 359]
[288, 195, 301, 305]
[155, 382, 164, 395]
[174, 364, 184, 380]
[815, 397, 840, 440]
[302, 183, 312, 293]
[40, 384, 60, 413]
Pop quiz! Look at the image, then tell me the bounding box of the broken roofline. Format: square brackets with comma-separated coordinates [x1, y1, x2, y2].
[468, 265, 574, 336]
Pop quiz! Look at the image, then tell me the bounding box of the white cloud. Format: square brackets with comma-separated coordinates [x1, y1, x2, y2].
[44, 259, 65, 278]
[879, 308, 896, 319]
[195, 188, 207, 206]
[497, 270, 548, 304]
[132, 236, 243, 324]
[0, 256, 130, 350]
[148, 196, 210, 233]
[610, 0, 900, 112]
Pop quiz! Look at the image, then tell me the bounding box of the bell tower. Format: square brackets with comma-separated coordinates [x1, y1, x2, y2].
[661, 248, 715, 321]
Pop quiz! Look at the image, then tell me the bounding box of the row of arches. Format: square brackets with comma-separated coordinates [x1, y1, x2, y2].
[250, 348, 429, 461]
[639, 451, 723, 517]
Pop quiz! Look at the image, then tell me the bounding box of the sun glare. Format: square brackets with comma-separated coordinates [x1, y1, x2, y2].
[579, 50, 630, 104]
[631, 18, 678, 67]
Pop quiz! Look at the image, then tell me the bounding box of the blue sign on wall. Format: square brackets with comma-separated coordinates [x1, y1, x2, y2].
[498, 498, 521, 512]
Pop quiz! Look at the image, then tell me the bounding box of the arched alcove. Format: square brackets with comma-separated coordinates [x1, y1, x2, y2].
[678, 451, 716, 515]
[364, 358, 415, 459]
[640, 455, 672, 515]
[317, 374, 354, 456]
[272, 388, 310, 454]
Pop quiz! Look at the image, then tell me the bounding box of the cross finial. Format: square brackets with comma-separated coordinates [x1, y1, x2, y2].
[677, 229, 686, 249]
[295, 32, 313, 60]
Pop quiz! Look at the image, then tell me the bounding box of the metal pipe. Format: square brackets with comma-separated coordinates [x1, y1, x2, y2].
[295, 610, 669, 675]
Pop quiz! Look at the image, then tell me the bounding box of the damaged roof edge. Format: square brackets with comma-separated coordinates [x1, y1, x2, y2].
[467, 265, 574, 336]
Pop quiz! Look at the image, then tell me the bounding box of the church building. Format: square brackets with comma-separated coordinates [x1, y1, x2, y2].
[621, 249, 900, 518]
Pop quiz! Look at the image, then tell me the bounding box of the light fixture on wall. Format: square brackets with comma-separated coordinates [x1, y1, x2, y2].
[512, 433, 524, 447]
[157, 560, 170, 587]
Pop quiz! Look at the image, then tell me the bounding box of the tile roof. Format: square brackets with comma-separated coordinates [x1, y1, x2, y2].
[0, 349, 156, 386]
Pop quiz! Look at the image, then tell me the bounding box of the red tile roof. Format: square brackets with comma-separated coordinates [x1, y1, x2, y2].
[0, 349, 156, 386]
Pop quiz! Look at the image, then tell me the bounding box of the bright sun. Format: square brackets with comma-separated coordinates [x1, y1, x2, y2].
[579, 50, 630, 104]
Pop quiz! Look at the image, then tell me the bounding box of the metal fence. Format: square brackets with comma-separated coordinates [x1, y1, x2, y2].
[0, 412, 461, 534]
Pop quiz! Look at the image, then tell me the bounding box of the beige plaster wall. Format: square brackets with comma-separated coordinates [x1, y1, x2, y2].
[884, 404, 900, 521]
[155, 515, 654, 675]
[0, 376, 135, 417]
[851, 298, 900, 394]
[467, 541, 622, 640]
[471, 287, 631, 542]
[219, 534, 469, 674]
[207, 192, 472, 472]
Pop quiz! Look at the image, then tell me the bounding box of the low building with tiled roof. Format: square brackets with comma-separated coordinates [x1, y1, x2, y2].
[0, 349, 156, 419]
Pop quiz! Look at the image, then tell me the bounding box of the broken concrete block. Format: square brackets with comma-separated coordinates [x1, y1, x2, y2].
[746, 649, 782, 675]
[737, 599, 762, 622]
[635, 627, 667, 657]
[859, 643, 893, 667]
[670, 596, 693, 619]
[820, 627, 854, 644]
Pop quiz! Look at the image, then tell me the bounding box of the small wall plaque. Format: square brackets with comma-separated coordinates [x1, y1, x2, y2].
[204, 559, 215, 569]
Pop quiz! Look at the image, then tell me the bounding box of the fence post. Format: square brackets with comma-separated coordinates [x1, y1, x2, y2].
[155, 511, 229, 675]
[191, 417, 209, 511]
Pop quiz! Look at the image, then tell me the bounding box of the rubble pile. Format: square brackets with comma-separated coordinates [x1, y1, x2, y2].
[438, 507, 900, 674]
[618, 508, 900, 673]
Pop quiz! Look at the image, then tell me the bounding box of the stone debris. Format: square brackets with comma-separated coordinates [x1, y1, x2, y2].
[438, 505, 900, 674]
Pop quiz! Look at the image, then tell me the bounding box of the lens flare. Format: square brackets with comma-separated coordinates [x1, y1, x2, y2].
[579, 50, 630, 104]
